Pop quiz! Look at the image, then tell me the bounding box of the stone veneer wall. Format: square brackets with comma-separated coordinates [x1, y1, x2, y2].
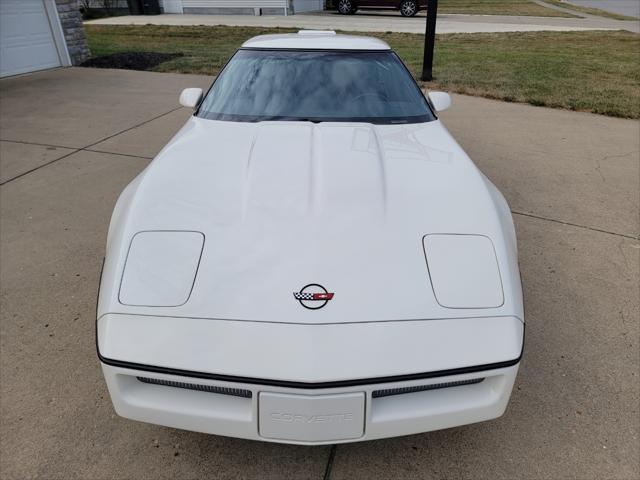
[55, 0, 91, 65]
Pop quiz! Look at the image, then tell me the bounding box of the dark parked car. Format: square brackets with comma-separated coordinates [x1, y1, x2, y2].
[337, 0, 427, 16]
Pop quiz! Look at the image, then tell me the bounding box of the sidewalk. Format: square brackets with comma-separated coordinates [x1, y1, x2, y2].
[85, 10, 639, 33]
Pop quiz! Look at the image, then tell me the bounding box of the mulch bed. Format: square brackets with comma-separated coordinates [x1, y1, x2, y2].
[80, 52, 183, 71]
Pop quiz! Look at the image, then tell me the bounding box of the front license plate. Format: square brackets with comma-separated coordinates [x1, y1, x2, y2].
[259, 392, 365, 442]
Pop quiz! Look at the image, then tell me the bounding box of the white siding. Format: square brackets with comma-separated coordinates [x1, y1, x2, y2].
[160, 0, 324, 14]
[181, 0, 287, 8]
[293, 0, 323, 13]
[162, 0, 184, 13]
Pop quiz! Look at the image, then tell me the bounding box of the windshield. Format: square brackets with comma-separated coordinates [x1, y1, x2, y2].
[197, 49, 435, 124]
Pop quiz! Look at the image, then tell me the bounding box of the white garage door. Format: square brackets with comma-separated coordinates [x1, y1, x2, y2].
[0, 0, 66, 77]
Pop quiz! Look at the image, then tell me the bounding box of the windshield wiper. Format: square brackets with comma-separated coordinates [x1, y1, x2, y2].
[256, 116, 323, 123]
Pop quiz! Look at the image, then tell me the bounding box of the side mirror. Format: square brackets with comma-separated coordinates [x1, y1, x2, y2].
[179, 88, 203, 108]
[427, 91, 452, 112]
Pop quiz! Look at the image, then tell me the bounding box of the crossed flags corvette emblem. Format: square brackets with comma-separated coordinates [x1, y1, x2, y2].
[293, 292, 334, 301]
[293, 284, 334, 310]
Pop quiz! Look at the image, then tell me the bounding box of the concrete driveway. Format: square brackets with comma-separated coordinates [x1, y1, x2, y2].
[0, 67, 638, 480]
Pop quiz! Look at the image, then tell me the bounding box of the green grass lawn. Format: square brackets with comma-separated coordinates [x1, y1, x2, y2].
[438, 0, 575, 17]
[85, 25, 640, 118]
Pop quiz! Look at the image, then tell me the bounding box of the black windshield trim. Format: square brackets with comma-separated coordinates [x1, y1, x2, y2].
[197, 112, 434, 124]
[195, 48, 436, 125]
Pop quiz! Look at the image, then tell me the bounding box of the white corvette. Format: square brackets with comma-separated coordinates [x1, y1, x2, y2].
[97, 31, 524, 445]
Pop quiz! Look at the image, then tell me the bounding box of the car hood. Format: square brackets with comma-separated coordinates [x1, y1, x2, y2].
[100, 117, 521, 324]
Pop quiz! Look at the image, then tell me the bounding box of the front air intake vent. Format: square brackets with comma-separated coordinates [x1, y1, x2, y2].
[137, 377, 252, 398]
[372, 378, 484, 398]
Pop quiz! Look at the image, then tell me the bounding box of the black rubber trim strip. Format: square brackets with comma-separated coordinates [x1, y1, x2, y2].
[97, 351, 522, 390]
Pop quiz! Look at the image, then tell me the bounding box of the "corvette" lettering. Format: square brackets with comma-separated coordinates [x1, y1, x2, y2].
[270, 412, 354, 423]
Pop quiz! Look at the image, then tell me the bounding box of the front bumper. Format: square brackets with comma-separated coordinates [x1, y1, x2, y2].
[98, 313, 523, 444]
[102, 362, 519, 445]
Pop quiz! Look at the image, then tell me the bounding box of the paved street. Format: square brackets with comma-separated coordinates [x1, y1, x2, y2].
[565, 0, 640, 18]
[0, 68, 638, 479]
[85, 9, 640, 33]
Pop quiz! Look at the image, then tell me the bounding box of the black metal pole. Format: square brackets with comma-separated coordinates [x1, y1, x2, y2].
[421, 0, 438, 81]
